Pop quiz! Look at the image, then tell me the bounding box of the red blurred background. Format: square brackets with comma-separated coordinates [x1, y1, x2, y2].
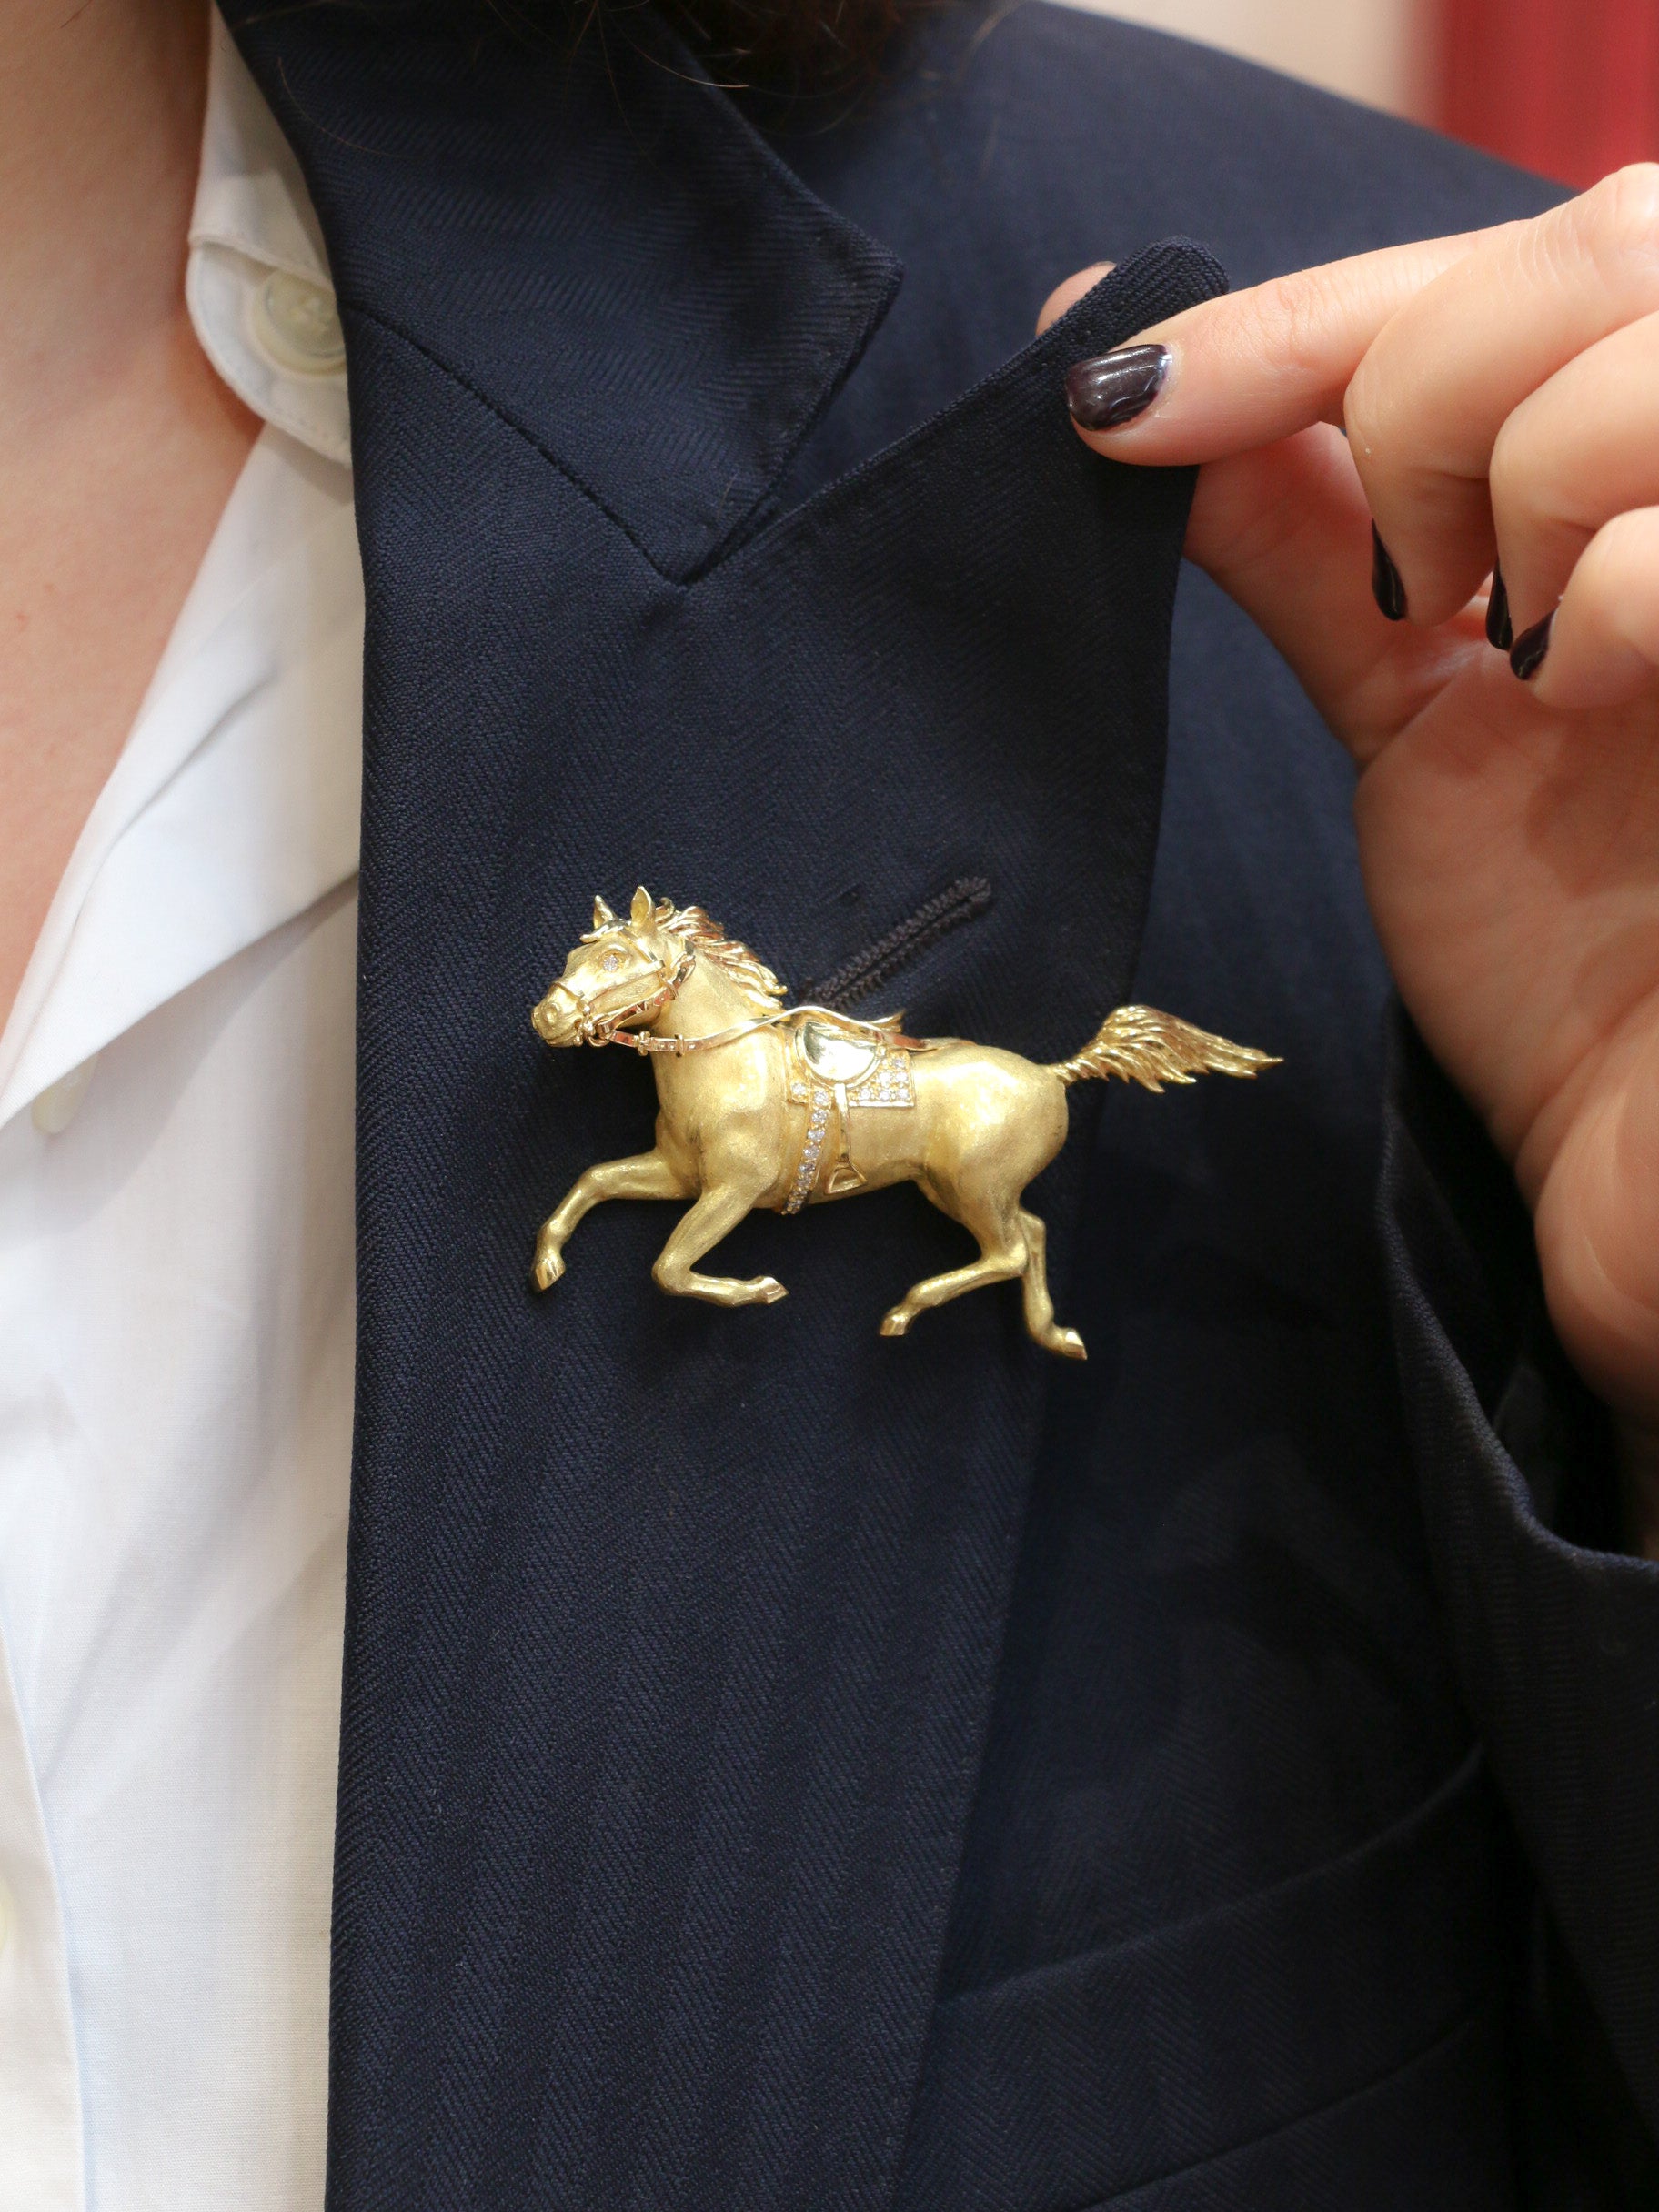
[1440, 0, 1659, 185]
[1089, 0, 1659, 189]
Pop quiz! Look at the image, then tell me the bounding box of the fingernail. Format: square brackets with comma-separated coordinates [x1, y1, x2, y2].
[1371, 525, 1407, 622]
[1510, 609, 1553, 681]
[1065, 343, 1171, 431]
[1485, 562, 1513, 652]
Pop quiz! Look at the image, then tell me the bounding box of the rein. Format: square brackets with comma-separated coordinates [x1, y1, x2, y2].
[610, 1008, 796, 1058]
[582, 944, 923, 1057]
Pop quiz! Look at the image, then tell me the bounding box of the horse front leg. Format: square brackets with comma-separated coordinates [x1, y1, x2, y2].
[651, 1181, 786, 1308]
[532, 1148, 690, 1289]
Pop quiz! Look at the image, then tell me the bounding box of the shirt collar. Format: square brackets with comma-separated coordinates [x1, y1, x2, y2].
[187, 11, 351, 465]
[0, 434, 363, 1135]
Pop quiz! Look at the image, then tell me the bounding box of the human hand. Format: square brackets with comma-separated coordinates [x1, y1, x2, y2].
[1043, 176, 1659, 1547]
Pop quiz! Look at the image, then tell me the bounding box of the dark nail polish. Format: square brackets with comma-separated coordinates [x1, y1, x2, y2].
[1371, 525, 1407, 622]
[1485, 561, 1513, 652]
[1065, 344, 1171, 431]
[1510, 609, 1554, 681]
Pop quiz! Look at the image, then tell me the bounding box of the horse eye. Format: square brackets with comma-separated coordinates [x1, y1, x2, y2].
[601, 951, 620, 972]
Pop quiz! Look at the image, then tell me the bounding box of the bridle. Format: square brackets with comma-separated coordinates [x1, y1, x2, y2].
[581, 940, 799, 1058]
[577, 940, 699, 1048]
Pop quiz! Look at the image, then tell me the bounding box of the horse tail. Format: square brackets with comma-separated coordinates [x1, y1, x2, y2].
[1049, 1005, 1280, 1091]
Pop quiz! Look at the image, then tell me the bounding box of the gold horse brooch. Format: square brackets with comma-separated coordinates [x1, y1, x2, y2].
[530, 889, 1277, 1358]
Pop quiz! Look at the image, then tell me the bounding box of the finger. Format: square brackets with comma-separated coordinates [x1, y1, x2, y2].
[1534, 1018, 1659, 1439]
[1182, 424, 1480, 758]
[1528, 505, 1659, 710]
[1344, 168, 1659, 624]
[1038, 263, 1113, 335]
[1061, 232, 1484, 460]
[1488, 308, 1659, 638]
[1065, 170, 1659, 628]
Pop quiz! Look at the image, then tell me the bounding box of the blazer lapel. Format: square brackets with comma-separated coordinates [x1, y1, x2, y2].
[225, 10, 1222, 2207]
[226, 1, 900, 581]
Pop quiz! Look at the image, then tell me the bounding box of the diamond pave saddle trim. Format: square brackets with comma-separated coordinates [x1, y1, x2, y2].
[785, 1020, 916, 1212]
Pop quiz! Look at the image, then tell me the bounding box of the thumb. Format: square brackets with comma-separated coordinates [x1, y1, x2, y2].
[1036, 256, 1473, 756]
[1185, 426, 1475, 763]
[1037, 262, 1114, 333]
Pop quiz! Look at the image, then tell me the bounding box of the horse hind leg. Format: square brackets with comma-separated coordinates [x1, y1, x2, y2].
[880, 1189, 1028, 1341]
[1017, 1208, 1085, 1361]
[879, 1190, 1087, 1360]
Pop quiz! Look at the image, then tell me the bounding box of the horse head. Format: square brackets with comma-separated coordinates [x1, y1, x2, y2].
[531, 886, 679, 1047]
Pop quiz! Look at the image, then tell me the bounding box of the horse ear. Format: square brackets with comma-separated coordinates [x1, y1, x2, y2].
[630, 885, 654, 930]
[592, 894, 616, 930]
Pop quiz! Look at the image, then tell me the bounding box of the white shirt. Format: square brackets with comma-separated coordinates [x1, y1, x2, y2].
[0, 21, 360, 2209]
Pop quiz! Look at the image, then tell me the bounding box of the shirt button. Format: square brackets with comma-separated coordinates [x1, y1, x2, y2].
[31, 1053, 98, 1136]
[251, 270, 347, 377]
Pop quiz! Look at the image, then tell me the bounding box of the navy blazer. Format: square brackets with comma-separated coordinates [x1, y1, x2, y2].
[222, 4, 1659, 2205]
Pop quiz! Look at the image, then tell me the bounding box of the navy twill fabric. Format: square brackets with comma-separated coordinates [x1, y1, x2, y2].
[242, 1, 903, 581]
[221, 3, 1658, 2206]
[337, 252, 1207, 2212]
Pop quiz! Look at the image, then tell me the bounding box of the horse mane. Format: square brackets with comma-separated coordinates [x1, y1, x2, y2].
[662, 903, 787, 1010]
[583, 896, 787, 1010]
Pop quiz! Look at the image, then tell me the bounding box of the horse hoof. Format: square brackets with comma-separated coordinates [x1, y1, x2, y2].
[1048, 1326, 1087, 1361]
[879, 1308, 912, 1338]
[753, 1277, 788, 1304]
[531, 1251, 565, 1291]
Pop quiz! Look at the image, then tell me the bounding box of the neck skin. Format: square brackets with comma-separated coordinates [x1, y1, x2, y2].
[0, 0, 259, 1034]
[648, 959, 759, 1041]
